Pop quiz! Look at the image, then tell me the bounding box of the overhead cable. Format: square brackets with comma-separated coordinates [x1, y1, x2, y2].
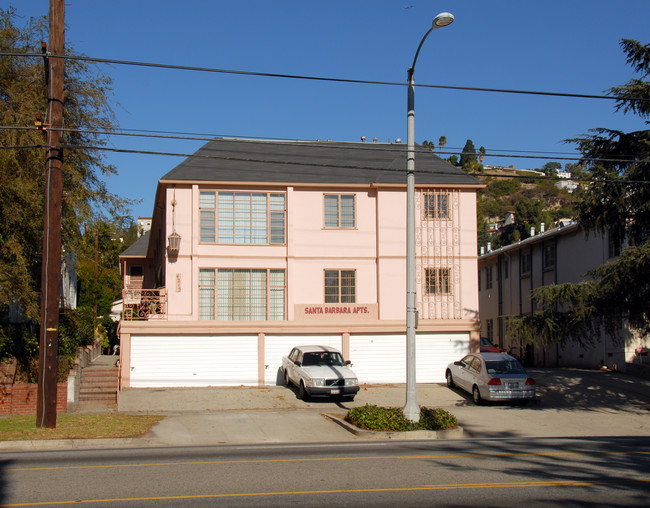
[2, 51, 644, 101]
[57, 144, 647, 180]
[1, 124, 642, 162]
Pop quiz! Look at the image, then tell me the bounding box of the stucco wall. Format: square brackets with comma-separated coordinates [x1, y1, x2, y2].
[151, 182, 479, 326]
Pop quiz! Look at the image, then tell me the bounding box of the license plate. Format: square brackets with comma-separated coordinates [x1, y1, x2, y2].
[507, 383, 519, 389]
[330, 389, 341, 394]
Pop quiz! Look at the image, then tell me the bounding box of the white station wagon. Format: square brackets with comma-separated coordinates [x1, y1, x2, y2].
[282, 345, 360, 400]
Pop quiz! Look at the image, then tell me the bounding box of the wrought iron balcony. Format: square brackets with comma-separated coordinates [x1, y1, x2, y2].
[122, 288, 167, 320]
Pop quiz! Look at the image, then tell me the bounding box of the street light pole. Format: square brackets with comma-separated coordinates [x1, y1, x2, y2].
[404, 12, 454, 422]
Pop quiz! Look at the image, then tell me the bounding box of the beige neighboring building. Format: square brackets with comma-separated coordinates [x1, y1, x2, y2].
[478, 221, 644, 370]
[137, 217, 152, 237]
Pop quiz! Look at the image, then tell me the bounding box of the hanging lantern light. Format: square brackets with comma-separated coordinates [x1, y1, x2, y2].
[167, 229, 181, 252]
[167, 192, 181, 254]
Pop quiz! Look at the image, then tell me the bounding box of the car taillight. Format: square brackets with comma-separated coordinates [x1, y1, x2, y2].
[525, 378, 535, 385]
[487, 378, 502, 386]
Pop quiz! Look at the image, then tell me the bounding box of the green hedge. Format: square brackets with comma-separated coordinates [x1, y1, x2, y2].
[345, 404, 458, 432]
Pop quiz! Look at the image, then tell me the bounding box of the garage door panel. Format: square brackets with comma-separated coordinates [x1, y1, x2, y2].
[264, 335, 342, 385]
[350, 333, 469, 384]
[350, 334, 405, 384]
[130, 335, 258, 387]
[416, 334, 470, 383]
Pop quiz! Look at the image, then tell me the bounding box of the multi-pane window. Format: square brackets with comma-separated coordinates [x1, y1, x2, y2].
[200, 191, 286, 244]
[423, 192, 449, 219]
[199, 268, 285, 320]
[425, 268, 451, 294]
[324, 269, 356, 303]
[520, 250, 531, 277]
[543, 243, 556, 271]
[199, 192, 216, 242]
[199, 269, 216, 320]
[324, 194, 355, 228]
[485, 265, 493, 290]
[486, 319, 494, 342]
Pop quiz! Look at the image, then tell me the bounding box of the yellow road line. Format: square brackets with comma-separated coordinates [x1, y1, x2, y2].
[2, 479, 649, 507]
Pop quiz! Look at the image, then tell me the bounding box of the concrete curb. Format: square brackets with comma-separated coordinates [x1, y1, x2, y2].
[0, 437, 144, 451]
[323, 413, 464, 440]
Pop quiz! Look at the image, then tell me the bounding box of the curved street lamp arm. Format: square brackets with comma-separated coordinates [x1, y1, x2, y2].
[409, 26, 435, 80]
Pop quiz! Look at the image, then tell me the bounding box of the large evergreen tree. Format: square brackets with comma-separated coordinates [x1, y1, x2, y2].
[0, 8, 131, 321]
[509, 39, 650, 345]
[459, 139, 477, 168]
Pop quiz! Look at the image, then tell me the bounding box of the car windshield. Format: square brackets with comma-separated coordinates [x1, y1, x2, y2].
[302, 352, 345, 367]
[485, 359, 526, 375]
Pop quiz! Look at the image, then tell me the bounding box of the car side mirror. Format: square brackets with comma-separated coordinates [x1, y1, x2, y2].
[454, 361, 462, 366]
[295, 360, 301, 367]
[345, 360, 352, 366]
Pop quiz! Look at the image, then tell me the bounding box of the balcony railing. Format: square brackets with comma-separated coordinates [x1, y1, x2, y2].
[122, 288, 167, 320]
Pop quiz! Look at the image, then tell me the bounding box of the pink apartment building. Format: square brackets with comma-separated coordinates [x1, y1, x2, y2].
[118, 138, 482, 388]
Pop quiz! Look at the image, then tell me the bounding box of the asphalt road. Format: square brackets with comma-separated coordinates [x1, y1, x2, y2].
[2, 437, 649, 507]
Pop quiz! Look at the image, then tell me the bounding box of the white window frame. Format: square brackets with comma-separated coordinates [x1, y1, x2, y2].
[199, 191, 286, 245]
[199, 268, 286, 321]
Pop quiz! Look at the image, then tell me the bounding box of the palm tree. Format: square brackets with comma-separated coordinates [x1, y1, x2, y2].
[479, 146, 486, 163]
[438, 135, 447, 151]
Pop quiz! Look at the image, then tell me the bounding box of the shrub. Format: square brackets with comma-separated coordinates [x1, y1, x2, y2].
[345, 404, 458, 432]
[419, 407, 458, 430]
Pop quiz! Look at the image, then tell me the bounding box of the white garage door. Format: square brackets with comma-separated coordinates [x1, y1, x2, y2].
[263, 335, 342, 385]
[130, 335, 258, 387]
[416, 333, 470, 383]
[350, 333, 469, 384]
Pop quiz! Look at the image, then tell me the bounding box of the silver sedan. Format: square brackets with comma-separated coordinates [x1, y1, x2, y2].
[445, 352, 536, 404]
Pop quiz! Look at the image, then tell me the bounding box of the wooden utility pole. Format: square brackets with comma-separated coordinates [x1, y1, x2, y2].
[94, 232, 98, 317]
[37, 0, 65, 428]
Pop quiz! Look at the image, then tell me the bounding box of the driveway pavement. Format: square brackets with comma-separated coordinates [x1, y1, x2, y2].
[2, 368, 649, 450]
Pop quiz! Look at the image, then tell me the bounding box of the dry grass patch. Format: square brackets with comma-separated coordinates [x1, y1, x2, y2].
[0, 414, 164, 441]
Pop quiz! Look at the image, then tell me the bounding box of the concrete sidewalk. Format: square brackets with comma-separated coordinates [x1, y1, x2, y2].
[2, 368, 649, 450]
[126, 368, 650, 446]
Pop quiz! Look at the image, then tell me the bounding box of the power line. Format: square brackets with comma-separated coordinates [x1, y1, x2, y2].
[0, 123, 588, 156]
[3, 51, 645, 102]
[1, 136, 643, 166]
[2, 139, 647, 184]
[3, 124, 645, 163]
[60, 142, 643, 166]
[55, 143, 649, 184]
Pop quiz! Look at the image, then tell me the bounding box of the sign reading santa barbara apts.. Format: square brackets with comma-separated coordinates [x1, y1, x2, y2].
[295, 304, 378, 322]
[304, 305, 369, 315]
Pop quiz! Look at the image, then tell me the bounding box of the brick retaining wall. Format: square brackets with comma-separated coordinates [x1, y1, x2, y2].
[0, 341, 103, 415]
[0, 382, 68, 415]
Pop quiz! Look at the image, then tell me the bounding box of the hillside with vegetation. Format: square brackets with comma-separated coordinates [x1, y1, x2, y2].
[474, 165, 581, 250]
[423, 135, 582, 252]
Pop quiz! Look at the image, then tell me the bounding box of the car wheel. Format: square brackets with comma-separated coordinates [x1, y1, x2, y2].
[472, 385, 482, 405]
[284, 370, 292, 387]
[446, 370, 455, 388]
[298, 381, 308, 400]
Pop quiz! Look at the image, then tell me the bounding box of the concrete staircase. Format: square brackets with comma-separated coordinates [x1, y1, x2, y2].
[76, 355, 119, 412]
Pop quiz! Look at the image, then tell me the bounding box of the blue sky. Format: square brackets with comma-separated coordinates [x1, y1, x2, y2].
[8, 0, 650, 220]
